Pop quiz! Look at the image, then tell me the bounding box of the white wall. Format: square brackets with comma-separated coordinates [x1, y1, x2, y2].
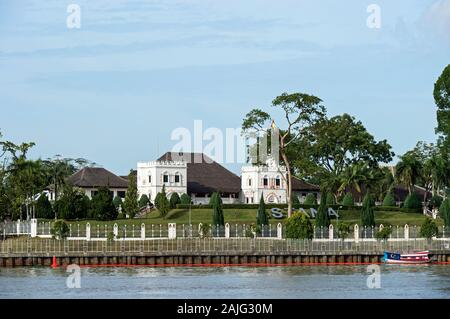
[137, 161, 187, 201]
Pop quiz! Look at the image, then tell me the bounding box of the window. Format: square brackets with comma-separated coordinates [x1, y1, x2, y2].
[175, 174, 180, 183]
[163, 174, 169, 183]
[91, 190, 98, 197]
[117, 191, 126, 198]
[248, 179, 252, 187]
[148, 175, 152, 184]
[276, 176, 281, 187]
[263, 176, 268, 187]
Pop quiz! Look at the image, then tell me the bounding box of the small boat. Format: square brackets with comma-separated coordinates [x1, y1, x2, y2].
[383, 251, 432, 264]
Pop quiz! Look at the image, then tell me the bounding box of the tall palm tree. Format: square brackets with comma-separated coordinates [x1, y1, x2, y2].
[337, 162, 369, 197]
[395, 153, 423, 195]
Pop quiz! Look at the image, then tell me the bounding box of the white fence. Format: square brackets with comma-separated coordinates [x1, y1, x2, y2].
[1, 219, 450, 242]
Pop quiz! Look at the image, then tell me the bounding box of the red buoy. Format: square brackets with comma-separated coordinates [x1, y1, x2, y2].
[51, 256, 58, 268]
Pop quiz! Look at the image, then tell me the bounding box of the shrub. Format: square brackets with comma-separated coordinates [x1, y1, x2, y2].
[54, 187, 90, 220]
[169, 193, 181, 209]
[180, 193, 192, 205]
[420, 218, 439, 239]
[429, 195, 443, 209]
[337, 222, 351, 240]
[303, 193, 317, 205]
[292, 195, 300, 206]
[90, 187, 117, 221]
[341, 193, 354, 206]
[155, 185, 170, 219]
[211, 192, 224, 226]
[404, 193, 421, 210]
[361, 193, 375, 227]
[113, 196, 123, 210]
[375, 226, 392, 241]
[440, 198, 450, 227]
[285, 212, 313, 239]
[382, 193, 396, 207]
[256, 194, 268, 226]
[139, 194, 150, 208]
[35, 194, 54, 219]
[51, 220, 69, 240]
[316, 192, 330, 227]
[326, 193, 336, 205]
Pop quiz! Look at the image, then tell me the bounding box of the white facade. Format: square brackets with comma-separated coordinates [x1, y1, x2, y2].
[47, 187, 127, 201]
[137, 161, 187, 202]
[241, 157, 288, 204]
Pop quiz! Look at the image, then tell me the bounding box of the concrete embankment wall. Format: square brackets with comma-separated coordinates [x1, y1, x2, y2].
[2, 252, 450, 267]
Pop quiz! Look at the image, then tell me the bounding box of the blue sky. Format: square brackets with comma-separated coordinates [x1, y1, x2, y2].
[0, 0, 449, 175]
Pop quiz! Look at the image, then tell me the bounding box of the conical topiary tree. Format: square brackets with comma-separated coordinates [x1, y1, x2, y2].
[361, 193, 375, 227]
[440, 198, 450, 227]
[169, 192, 181, 209]
[180, 193, 192, 205]
[382, 193, 396, 207]
[316, 192, 330, 227]
[211, 192, 225, 226]
[341, 193, 354, 206]
[326, 193, 336, 205]
[303, 193, 317, 205]
[256, 194, 269, 226]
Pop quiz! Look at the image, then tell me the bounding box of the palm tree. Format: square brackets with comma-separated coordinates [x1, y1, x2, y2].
[395, 153, 423, 195]
[337, 162, 369, 197]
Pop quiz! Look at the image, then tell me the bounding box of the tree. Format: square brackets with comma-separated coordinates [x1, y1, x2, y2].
[382, 193, 396, 207]
[303, 193, 317, 205]
[341, 193, 354, 206]
[180, 193, 192, 205]
[395, 152, 423, 195]
[113, 196, 123, 211]
[51, 220, 70, 240]
[440, 198, 450, 227]
[123, 171, 139, 218]
[54, 186, 90, 220]
[420, 218, 439, 239]
[325, 193, 335, 205]
[285, 212, 313, 239]
[292, 195, 300, 206]
[138, 194, 150, 208]
[169, 193, 181, 209]
[404, 193, 421, 209]
[361, 193, 375, 227]
[89, 187, 117, 221]
[242, 92, 326, 217]
[35, 193, 53, 219]
[256, 194, 268, 226]
[316, 192, 330, 228]
[211, 192, 225, 226]
[298, 113, 394, 195]
[155, 185, 170, 219]
[434, 64, 450, 148]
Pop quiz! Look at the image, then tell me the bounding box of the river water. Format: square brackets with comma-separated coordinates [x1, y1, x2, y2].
[0, 265, 449, 299]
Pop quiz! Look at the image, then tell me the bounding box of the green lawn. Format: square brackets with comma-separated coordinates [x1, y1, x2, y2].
[43, 207, 438, 227]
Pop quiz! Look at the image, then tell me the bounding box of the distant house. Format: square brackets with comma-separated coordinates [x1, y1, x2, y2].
[47, 167, 129, 200]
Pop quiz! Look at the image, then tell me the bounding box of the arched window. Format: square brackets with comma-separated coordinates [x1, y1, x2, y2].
[275, 176, 281, 187]
[174, 172, 181, 184]
[263, 176, 269, 187]
[163, 172, 169, 184]
[248, 178, 252, 187]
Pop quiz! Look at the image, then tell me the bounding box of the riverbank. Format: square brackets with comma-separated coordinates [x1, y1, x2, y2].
[1, 238, 449, 267]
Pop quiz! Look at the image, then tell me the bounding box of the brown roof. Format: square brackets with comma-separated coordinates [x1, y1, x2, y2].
[157, 152, 241, 195]
[292, 177, 320, 191]
[68, 167, 129, 189]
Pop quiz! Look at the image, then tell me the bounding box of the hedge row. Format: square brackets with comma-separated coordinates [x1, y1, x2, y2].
[175, 204, 421, 214]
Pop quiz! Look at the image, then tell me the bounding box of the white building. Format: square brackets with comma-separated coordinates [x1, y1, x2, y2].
[241, 157, 287, 204]
[137, 160, 187, 203]
[241, 157, 320, 204]
[137, 152, 241, 205]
